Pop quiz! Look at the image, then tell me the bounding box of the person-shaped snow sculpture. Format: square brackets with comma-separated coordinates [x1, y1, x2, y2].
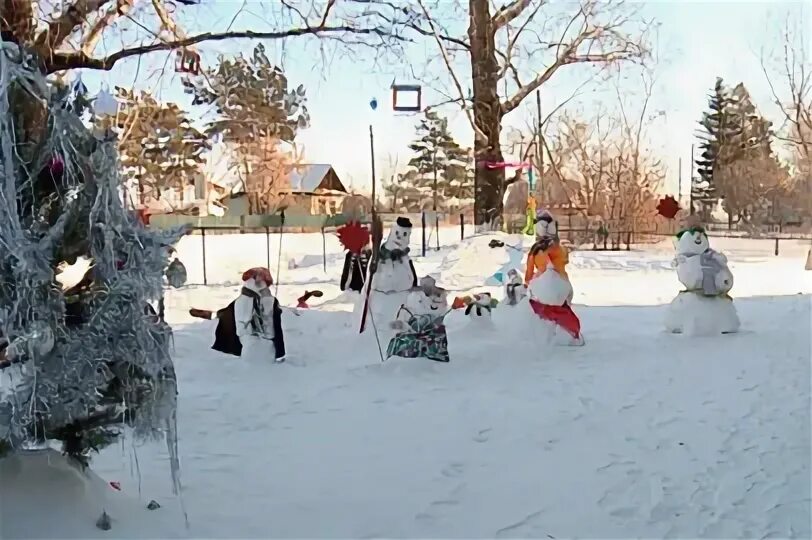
[358, 217, 418, 341]
[387, 277, 450, 362]
[337, 220, 371, 293]
[504, 269, 527, 306]
[211, 267, 286, 362]
[524, 209, 583, 345]
[664, 219, 739, 335]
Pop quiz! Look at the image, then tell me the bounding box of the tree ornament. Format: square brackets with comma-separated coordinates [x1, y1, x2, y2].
[93, 86, 118, 116]
[656, 195, 680, 219]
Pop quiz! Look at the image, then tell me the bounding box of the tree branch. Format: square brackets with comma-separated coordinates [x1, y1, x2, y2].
[81, 1, 134, 56]
[34, 0, 113, 53]
[492, 0, 533, 30]
[415, 0, 488, 144]
[44, 25, 411, 73]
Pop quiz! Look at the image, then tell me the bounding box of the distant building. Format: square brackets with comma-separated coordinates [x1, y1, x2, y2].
[224, 164, 349, 216]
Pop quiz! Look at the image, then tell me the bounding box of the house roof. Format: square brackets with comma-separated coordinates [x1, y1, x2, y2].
[289, 164, 346, 193]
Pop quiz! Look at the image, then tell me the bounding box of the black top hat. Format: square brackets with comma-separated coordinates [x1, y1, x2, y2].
[396, 217, 413, 229]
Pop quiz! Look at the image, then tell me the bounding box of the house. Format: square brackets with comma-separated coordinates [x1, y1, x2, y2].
[224, 163, 349, 216]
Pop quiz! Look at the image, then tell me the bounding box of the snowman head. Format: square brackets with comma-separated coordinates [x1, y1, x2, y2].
[242, 267, 273, 292]
[385, 217, 413, 250]
[534, 209, 558, 239]
[405, 290, 431, 315]
[675, 226, 709, 255]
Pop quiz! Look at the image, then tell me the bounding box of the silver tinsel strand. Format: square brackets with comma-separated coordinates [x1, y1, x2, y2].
[0, 40, 185, 491]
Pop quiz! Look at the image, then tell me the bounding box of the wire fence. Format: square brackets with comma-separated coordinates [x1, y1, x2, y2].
[150, 212, 812, 286]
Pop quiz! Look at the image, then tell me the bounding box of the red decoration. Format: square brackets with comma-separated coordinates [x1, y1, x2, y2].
[242, 267, 273, 285]
[656, 196, 681, 219]
[336, 221, 371, 255]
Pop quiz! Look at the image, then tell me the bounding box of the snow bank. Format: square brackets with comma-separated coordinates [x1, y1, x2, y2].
[0, 449, 183, 539]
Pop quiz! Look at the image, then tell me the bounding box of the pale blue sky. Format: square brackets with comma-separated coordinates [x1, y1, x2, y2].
[79, 0, 808, 198]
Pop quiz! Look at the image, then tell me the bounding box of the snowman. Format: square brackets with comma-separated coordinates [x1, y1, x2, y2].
[664, 221, 740, 335]
[464, 292, 498, 321]
[357, 217, 417, 342]
[386, 276, 450, 363]
[503, 269, 527, 306]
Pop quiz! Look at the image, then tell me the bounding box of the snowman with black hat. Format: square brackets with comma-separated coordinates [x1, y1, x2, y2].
[357, 217, 418, 343]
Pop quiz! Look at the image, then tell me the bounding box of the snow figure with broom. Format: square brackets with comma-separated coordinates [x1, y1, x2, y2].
[524, 209, 584, 346]
[357, 217, 418, 344]
[337, 221, 371, 293]
[387, 277, 450, 363]
[664, 216, 739, 335]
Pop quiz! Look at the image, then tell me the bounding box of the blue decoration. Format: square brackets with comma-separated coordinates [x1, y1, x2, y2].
[369, 97, 378, 111]
[492, 272, 504, 284]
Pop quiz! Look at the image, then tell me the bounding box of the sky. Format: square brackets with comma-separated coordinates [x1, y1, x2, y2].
[78, 0, 809, 199]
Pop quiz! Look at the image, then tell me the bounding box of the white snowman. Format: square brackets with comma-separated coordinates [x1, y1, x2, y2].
[357, 217, 418, 341]
[503, 269, 527, 306]
[664, 223, 740, 335]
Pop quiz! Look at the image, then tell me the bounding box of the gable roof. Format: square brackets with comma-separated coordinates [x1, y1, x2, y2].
[289, 164, 346, 193]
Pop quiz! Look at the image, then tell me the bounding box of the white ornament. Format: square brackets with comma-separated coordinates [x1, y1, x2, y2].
[93, 87, 118, 117]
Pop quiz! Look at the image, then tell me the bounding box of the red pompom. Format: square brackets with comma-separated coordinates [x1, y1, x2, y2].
[336, 221, 371, 255]
[242, 267, 273, 285]
[657, 196, 681, 219]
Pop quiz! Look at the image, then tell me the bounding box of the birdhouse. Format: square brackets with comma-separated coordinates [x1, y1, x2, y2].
[391, 84, 422, 112]
[175, 49, 201, 75]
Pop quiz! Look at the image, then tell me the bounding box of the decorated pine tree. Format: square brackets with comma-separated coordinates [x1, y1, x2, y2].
[0, 40, 184, 477]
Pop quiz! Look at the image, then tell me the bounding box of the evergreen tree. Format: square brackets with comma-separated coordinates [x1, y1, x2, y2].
[406, 110, 473, 207]
[183, 43, 309, 211]
[115, 88, 210, 206]
[0, 43, 182, 469]
[695, 78, 740, 218]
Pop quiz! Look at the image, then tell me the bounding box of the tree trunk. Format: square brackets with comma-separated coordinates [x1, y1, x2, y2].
[468, 0, 504, 226]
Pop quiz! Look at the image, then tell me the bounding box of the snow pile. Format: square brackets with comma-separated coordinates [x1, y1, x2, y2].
[0, 449, 183, 539]
[664, 292, 741, 335]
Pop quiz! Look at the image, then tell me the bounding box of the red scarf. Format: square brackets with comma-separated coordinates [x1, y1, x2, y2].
[529, 299, 581, 339]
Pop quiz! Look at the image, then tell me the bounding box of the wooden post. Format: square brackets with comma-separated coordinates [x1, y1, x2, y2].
[460, 213, 464, 240]
[775, 237, 779, 256]
[201, 227, 208, 286]
[421, 211, 427, 257]
[435, 212, 440, 251]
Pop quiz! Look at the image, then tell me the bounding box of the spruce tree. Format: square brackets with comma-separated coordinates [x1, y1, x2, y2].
[407, 110, 473, 207]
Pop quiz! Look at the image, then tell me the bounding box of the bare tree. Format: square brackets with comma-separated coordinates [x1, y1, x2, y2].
[411, 0, 651, 224]
[1, 0, 411, 75]
[761, 15, 812, 217]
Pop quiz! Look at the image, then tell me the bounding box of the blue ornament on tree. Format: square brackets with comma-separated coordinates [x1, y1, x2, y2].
[369, 97, 378, 111]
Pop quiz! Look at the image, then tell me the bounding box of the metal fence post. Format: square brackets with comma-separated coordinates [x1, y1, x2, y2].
[435, 212, 440, 251]
[322, 225, 327, 272]
[460, 213, 464, 241]
[266, 226, 271, 269]
[201, 227, 208, 286]
[775, 237, 779, 256]
[421, 211, 426, 257]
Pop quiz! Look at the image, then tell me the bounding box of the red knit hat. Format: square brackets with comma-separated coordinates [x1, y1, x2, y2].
[242, 267, 273, 285]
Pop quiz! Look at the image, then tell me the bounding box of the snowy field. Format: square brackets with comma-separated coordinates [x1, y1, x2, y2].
[9, 231, 812, 538]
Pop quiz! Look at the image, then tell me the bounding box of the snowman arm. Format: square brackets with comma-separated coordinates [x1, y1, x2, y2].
[713, 251, 728, 264]
[408, 259, 418, 288]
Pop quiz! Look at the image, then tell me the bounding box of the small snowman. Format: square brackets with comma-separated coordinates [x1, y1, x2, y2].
[386, 276, 450, 363]
[503, 269, 527, 306]
[665, 219, 740, 335]
[465, 292, 498, 321]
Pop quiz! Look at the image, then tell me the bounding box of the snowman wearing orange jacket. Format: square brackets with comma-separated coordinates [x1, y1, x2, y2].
[524, 209, 584, 346]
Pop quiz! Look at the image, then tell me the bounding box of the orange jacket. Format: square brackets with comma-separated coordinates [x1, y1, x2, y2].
[525, 243, 569, 284]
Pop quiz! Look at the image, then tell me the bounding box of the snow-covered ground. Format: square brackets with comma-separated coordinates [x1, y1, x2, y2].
[5, 231, 812, 538]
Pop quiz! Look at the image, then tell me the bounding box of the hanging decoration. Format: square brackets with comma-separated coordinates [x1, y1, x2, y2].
[656, 196, 681, 219]
[175, 48, 201, 75]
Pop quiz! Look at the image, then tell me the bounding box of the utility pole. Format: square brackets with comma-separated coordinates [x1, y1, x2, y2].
[689, 144, 695, 215]
[536, 90, 544, 202]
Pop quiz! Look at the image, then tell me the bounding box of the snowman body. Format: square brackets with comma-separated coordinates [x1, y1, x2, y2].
[666, 228, 739, 335]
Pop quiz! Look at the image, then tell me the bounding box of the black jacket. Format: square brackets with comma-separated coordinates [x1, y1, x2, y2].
[340, 250, 370, 293]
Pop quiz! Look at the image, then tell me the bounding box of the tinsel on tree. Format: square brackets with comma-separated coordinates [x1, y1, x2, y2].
[0, 39, 184, 478]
